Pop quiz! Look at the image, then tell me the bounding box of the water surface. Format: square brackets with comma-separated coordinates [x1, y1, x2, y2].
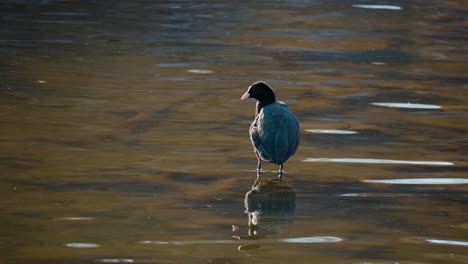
[1, 1, 467, 263]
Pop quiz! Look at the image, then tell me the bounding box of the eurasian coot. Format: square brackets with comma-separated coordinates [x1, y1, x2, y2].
[241, 81, 300, 179]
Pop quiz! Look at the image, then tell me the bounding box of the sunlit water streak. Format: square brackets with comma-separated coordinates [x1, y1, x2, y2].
[305, 129, 358, 134]
[187, 69, 214, 74]
[426, 239, 468, 247]
[280, 236, 343, 243]
[139, 236, 343, 245]
[99, 259, 135, 263]
[303, 158, 454, 166]
[56, 217, 94, 221]
[139, 240, 236, 245]
[340, 193, 416, 197]
[363, 178, 468, 185]
[371, 102, 442, 109]
[352, 5, 402, 10]
[65, 243, 100, 248]
[98, 259, 155, 263]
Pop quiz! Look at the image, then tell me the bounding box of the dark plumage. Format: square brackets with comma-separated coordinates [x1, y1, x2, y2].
[241, 81, 300, 179]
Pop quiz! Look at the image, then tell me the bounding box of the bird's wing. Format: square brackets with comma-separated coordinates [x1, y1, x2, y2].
[279, 104, 300, 160]
[255, 103, 300, 164]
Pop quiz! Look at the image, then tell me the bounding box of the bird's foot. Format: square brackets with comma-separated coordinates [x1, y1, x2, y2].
[278, 164, 284, 179]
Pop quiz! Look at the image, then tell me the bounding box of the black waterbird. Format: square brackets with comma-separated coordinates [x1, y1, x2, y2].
[241, 81, 300, 179]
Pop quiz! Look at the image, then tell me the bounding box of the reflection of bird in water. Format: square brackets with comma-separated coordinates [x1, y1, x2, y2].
[241, 81, 300, 179]
[244, 178, 296, 237]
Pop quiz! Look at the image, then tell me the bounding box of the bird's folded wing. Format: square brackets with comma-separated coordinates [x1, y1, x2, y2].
[250, 103, 299, 164]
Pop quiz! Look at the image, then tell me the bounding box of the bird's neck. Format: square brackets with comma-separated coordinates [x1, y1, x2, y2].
[256, 99, 275, 115]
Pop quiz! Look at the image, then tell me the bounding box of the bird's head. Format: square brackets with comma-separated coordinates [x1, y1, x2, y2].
[241, 81, 276, 104]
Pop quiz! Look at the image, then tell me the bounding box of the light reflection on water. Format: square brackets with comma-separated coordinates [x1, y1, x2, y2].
[1, 0, 467, 263]
[303, 158, 454, 166]
[352, 5, 403, 10]
[57, 217, 95, 221]
[371, 102, 442, 109]
[99, 259, 139, 263]
[139, 236, 343, 245]
[363, 178, 468, 185]
[305, 129, 358, 134]
[426, 239, 468, 247]
[65, 243, 100, 248]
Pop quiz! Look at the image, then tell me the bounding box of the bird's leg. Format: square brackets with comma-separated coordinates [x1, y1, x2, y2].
[256, 160, 262, 177]
[252, 160, 262, 188]
[278, 164, 284, 179]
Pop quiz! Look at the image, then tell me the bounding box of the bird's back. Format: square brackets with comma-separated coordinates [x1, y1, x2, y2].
[250, 102, 300, 165]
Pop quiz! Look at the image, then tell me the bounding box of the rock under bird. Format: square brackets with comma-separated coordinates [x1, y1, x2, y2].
[241, 81, 300, 178]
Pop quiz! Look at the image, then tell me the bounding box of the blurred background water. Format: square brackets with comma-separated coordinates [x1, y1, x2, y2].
[1, 1, 467, 263]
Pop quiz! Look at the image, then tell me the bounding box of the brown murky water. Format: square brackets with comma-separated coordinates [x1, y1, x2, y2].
[1, 1, 468, 263]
